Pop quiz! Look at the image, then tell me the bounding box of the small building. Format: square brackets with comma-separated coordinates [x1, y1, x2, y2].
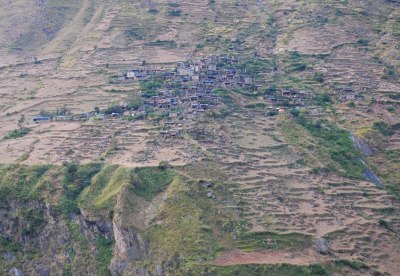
[244, 77, 253, 86]
[169, 129, 180, 136]
[203, 80, 214, 85]
[33, 116, 51, 123]
[157, 99, 171, 108]
[177, 67, 194, 76]
[111, 113, 121, 119]
[126, 69, 139, 79]
[208, 64, 217, 71]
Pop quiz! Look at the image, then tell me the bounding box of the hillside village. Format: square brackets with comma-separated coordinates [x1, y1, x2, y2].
[29, 54, 364, 137]
[0, 0, 399, 275]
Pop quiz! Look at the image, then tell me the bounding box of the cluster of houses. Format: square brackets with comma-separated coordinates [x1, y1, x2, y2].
[264, 86, 360, 117]
[126, 55, 260, 89]
[265, 89, 313, 107]
[335, 87, 359, 102]
[31, 112, 122, 123]
[124, 55, 262, 115]
[32, 55, 362, 132]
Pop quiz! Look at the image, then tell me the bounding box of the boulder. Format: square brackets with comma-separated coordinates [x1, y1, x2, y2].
[9, 267, 23, 276]
[199, 180, 213, 188]
[314, 238, 330, 255]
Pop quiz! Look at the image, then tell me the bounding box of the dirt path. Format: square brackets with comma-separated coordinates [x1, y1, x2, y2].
[212, 249, 333, 266]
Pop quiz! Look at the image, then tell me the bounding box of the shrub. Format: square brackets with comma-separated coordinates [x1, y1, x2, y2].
[290, 63, 307, 72]
[245, 103, 267, 109]
[148, 9, 159, 14]
[357, 39, 369, 46]
[290, 108, 300, 117]
[373, 121, 392, 136]
[95, 236, 113, 275]
[265, 86, 277, 95]
[315, 92, 332, 105]
[313, 72, 325, 83]
[167, 2, 180, 7]
[140, 80, 162, 97]
[267, 110, 278, 116]
[167, 9, 182, 16]
[158, 161, 171, 170]
[335, 259, 368, 270]
[4, 128, 31, 139]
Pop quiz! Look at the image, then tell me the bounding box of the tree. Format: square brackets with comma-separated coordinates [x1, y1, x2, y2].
[158, 161, 170, 170]
[33, 57, 41, 64]
[18, 114, 25, 130]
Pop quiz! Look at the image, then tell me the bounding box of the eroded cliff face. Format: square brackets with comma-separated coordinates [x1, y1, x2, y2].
[0, 199, 151, 276]
[0, 164, 168, 276]
[1, 162, 399, 275]
[1, 200, 72, 275]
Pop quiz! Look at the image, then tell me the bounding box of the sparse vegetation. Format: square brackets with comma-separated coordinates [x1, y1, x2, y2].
[313, 72, 325, 83]
[132, 166, 175, 200]
[4, 127, 31, 139]
[236, 231, 313, 251]
[280, 115, 364, 177]
[140, 80, 163, 98]
[166, 9, 182, 16]
[373, 121, 392, 136]
[95, 236, 113, 276]
[190, 263, 330, 276]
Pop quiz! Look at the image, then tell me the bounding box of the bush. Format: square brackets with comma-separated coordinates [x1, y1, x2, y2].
[245, 103, 267, 109]
[4, 128, 31, 139]
[290, 108, 300, 117]
[158, 161, 171, 170]
[167, 9, 182, 16]
[378, 219, 390, 230]
[373, 121, 392, 136]
[265, 86, 277, 95]
[315, 92, 332, 106]
[335, 259, 368, 270]
[313, 72, 325, 83]
[140, 80, 163, 97]
[357, 39, 369, 46]
[267, 110, 278, 116]
[167, 2, 180, 7]
[95, 236, 113, 275]
[290, 63, 307, 72]
[347, 102, 356, 108]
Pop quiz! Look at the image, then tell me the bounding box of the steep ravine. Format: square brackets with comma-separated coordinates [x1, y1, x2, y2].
[0, 194, 155, 276]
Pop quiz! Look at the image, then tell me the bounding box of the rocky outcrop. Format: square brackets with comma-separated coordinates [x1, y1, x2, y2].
[109, 219, 147, 276]
[9, 267, 23, 276]
[78, 208, 114, 240]
[351, 136, 374, 156]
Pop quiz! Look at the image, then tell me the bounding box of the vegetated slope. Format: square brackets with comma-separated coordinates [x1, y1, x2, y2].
[2, 162, 397, 275]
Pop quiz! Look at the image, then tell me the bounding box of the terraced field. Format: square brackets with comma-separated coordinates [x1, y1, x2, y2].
[0, 0, 399, 275]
